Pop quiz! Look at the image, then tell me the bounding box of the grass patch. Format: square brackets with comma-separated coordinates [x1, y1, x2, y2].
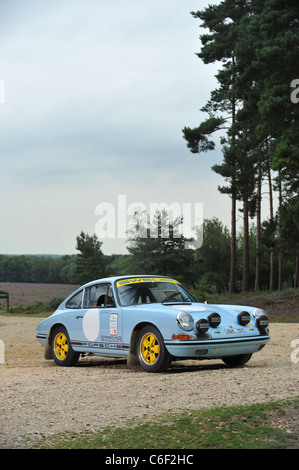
[1, 285, 298, 322]
[202, 288, 299, 323]
[31, 398, 298, 450]
[0, 296, 64, 318]
[0, 311, 51, 318]
[0, 307, 51, 318]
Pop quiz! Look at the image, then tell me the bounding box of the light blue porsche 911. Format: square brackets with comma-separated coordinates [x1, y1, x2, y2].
[36, 276, 270, 372]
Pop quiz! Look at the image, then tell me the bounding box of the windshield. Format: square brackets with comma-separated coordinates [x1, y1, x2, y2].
[115, 277, 197, 306]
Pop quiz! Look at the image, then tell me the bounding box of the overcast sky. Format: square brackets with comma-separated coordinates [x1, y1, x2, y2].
[0, 0, 234, 255]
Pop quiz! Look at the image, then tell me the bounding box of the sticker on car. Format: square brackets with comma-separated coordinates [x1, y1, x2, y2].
[225, 328, 246, 334]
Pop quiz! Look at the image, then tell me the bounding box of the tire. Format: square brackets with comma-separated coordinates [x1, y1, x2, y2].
[136, 325, 172, 373]
[51, 326, 80, 367]
[222, 353, 252, 367]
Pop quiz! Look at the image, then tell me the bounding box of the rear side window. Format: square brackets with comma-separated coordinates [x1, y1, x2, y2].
[66, 290, 83, 309]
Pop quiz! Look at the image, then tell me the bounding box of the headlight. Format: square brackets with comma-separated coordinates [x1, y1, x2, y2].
[253, 308, 268, 318]
[177, 311, 194, 331]
[253, 309, 269, 332]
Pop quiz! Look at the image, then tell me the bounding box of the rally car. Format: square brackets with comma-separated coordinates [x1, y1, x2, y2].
[36, 275, 270, 372]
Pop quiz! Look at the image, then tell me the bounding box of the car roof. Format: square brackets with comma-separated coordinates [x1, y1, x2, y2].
[81, 275, 174, 288]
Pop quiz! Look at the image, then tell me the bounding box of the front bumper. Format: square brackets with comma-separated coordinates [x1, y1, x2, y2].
[164, 335, 270, 359]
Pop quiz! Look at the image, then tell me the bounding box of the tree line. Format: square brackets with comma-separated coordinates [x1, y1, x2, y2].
[182, 0, 299, 293]
[0, 215, 298, 295]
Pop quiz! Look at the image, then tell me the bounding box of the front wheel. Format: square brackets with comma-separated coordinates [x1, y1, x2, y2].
[136, 325, 172, 372]
[222, 353, 252, 367]
[51, 326, 80, 366]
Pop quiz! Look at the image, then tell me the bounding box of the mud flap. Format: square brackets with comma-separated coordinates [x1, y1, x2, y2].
[44, 332, 52, 360]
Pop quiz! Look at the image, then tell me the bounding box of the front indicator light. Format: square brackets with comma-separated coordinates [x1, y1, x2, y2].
[172, 334, 190, 340]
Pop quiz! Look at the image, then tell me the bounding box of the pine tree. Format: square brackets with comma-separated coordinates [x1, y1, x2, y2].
[183, 0, 253, 292]
[247, 0, 299, 288]
[184, 0, 299, 292]
[74, 231, 106, 284]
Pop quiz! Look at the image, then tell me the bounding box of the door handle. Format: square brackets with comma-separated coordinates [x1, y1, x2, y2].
[76, 315, 84, 319]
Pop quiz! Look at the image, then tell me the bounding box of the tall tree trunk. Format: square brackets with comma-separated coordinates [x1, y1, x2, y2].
[267, 150, 275, 291]
[255, 158, 262, 291]
[242, 98, 249, 292]
[278, 173, 283, 290]
[242, 198, 249, 292]
[229, 193, 236, 294]
[269, 249, 275, 291]
[295, 242, 299, 289]
[229, 78, 236, 294]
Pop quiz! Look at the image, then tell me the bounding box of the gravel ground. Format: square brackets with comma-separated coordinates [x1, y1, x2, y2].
[0, 316, 298, 449]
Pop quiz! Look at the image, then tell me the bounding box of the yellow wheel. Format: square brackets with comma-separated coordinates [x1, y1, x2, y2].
[140, 332, 160, 365]
[136, 325, 171, 372]
[54, 332, 68, 360]
[51, 326, 79, 366]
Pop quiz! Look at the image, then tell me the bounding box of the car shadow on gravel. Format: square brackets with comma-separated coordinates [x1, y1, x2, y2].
[75, 358, 128, 368]
[69, 357, 258, 374]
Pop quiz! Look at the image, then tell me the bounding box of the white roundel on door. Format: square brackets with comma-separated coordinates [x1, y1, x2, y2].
[82, 309, 100, 341]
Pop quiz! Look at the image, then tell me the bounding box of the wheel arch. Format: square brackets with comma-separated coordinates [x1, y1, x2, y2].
[127, 321, 159, 367]
[44, 322, 66, 360]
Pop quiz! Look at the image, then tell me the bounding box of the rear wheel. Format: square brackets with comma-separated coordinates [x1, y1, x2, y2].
[222, 353, 252, 367]
[136, 325, 171, 372]
[51, 326, 80, 366]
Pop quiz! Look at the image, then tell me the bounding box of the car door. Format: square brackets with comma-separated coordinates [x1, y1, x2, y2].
[74, 283, 124, 357]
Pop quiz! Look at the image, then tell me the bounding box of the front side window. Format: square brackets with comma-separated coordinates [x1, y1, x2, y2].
[83, 284, 116, 308]
[116, 277, 196, 306]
